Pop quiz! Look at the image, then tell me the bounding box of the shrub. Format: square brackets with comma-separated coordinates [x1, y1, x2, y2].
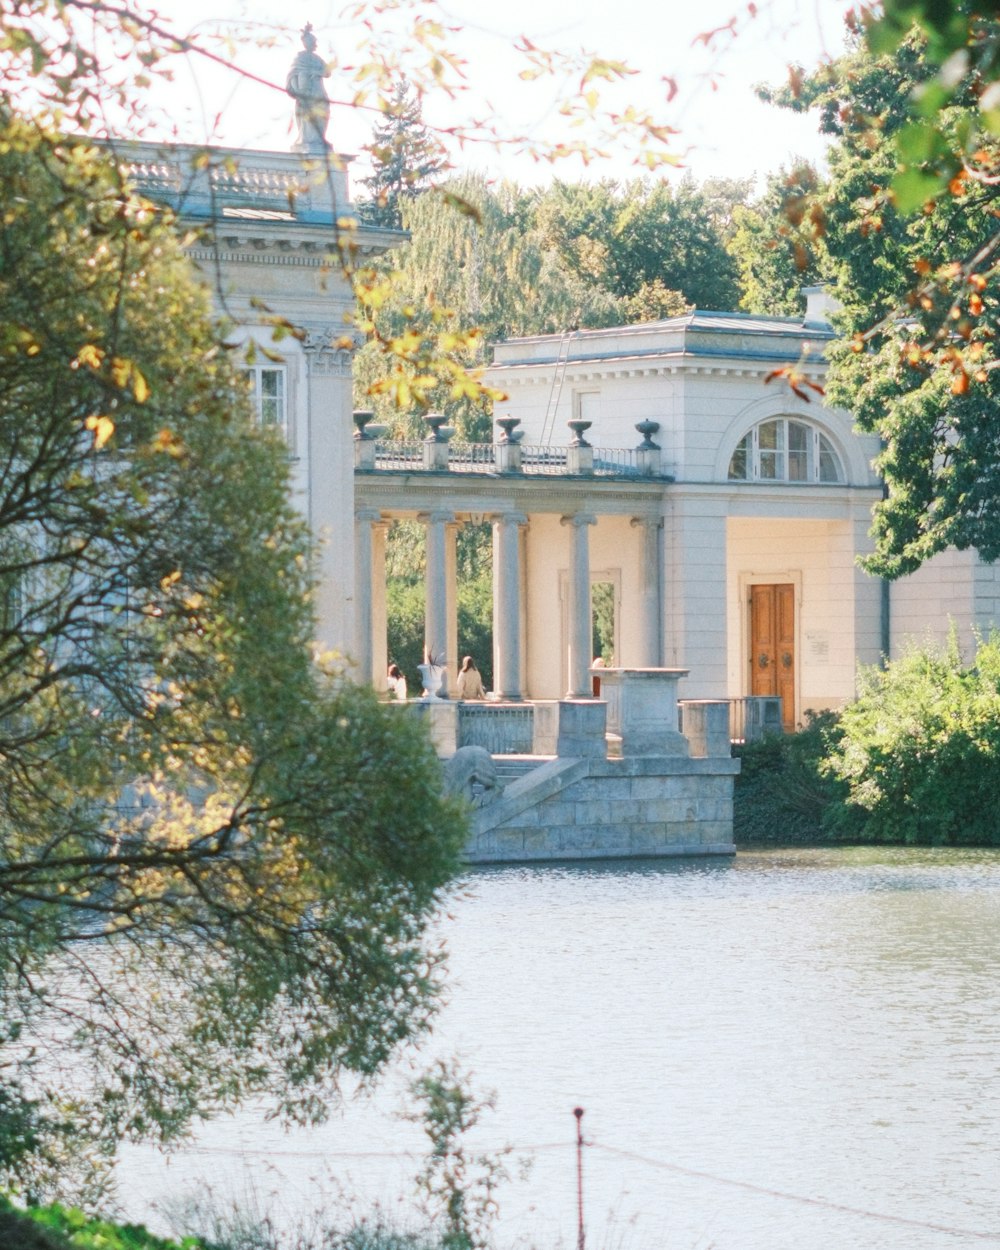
[0, 1196, 205, 1250]
[734, 711, 863, 844]
[828, 632, 1000, 845]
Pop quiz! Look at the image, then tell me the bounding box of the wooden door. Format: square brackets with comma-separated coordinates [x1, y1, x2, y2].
[750, 583, 795, 732]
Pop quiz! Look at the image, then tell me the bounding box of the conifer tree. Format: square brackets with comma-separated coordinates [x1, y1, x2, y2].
[360, 81, 448, 228]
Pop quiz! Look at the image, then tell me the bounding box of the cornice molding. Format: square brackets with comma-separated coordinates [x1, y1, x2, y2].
[188, 241, 384, 269]
[494, 359, 828, 385]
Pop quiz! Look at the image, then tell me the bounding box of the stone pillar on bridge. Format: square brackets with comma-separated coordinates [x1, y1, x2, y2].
[421, 508, 455, 696]
[631, 514, 663, 668]
[492, 510, 527, 700]
[354, 506, 387, 688]
[562, 511, 596, 698]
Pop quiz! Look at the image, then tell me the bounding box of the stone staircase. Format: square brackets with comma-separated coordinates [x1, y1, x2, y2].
[492, 754, 552, 788]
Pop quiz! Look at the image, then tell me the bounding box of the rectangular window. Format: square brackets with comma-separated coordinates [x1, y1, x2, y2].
[244, 365, 287, 433]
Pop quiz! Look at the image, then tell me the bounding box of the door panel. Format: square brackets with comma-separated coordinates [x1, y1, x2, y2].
[750, 583, 795, 732]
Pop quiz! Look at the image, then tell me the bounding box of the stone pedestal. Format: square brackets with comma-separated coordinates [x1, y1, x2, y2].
[532, 701, 559, 755]
[411, 700, 458, 758]
[600, 668, 689, 757]
[555, 699, 607, 759]
[681, 700, 732, 758]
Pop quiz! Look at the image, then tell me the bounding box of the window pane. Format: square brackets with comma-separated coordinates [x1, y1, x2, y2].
[728, 435, 750, 479]
[819, 435, 842, 483]
[758, 420, 782, 451]
[261, 369, 283, 399]
[759, 450, 783, 480]
[243, 366, 286, 429]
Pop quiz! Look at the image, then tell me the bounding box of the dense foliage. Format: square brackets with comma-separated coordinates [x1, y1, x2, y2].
[828, 633, 1000, 845]
[0, 119, 466, 1198]
[354, 173, 759, 437]
[763, 18, 1000, 577]
[0, 1195, 205, 1250]
[733, 713, 860, 845]
[738, 636, 1000, 848]
[728, 162, 828, 317]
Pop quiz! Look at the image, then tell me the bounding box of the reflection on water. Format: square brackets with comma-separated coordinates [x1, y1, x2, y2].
[119, 848, 1000, 1250]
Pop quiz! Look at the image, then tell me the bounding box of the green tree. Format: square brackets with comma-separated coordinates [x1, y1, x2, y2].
[533, 177, 745, 313]
[827, 633, 1000, 845]
[0, 118, 466, 1199]
[354, 175, 622, 437]
[787, 30, 1000, 576]
[359, 81, 449, 229]
[728, 162, 828, 317]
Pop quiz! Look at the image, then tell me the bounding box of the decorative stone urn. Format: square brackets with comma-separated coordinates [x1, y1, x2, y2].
[495, 416, 524, 472]
[353, 409, 387, 468]
[495, 416, 524, 443]
[418, 661, 447, 700]
[567, 419, 592, 447]
[635, 419, 661, 450]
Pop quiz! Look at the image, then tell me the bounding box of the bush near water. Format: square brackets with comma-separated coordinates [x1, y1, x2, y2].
[735, 634, 1000, 847]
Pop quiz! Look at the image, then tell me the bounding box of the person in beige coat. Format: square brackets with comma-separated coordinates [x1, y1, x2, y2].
[456, 655, 486, 700]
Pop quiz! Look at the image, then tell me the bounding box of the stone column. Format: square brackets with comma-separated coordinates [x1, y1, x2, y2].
[354, 506, 384, 686]
[372, 517, 390, 693]
[492, 511, 527, 700]
[423, 508, 454, 695]
[446, 518, 459, 694]
[561, 511, 596, 697]
[631, 515, 663, 668]
[302, 328, 357, 657]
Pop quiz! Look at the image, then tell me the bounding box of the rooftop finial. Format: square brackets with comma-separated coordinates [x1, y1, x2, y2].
[286, 22, 331, 153]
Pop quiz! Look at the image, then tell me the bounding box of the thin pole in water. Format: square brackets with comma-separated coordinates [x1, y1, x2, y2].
[574, 1106, 586, 1250]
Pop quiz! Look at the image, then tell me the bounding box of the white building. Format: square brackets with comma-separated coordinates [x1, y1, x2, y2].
[122, 125, 1000, 730]
[485, 292, 1000, 724]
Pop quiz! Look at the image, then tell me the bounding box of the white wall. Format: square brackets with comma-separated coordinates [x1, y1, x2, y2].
[726, 517, 867, 718]
[889, 548, 1000, 659]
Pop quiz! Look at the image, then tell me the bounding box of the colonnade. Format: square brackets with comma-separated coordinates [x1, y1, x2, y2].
[354, 506, 662, 698]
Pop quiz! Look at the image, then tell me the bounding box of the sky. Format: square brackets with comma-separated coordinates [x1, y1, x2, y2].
[143, 0, 858, 194]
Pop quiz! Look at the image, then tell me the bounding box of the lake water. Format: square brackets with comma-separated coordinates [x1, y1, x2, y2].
[119, 847, 1000, 1249]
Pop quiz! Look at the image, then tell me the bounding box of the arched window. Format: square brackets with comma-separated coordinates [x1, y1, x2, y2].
[728, 418, 843, 483]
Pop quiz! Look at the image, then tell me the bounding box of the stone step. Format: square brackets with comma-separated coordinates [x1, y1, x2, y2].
[492, 755, 550, 785]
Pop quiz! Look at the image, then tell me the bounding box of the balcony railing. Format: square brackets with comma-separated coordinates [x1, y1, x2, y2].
[372, 440, 646, 478]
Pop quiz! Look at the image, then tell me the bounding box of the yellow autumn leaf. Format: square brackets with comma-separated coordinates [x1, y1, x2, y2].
[75, 343, 105, 371]
[84, 414, 115, 448]
[152, 427, 184, 456]
[110, 356, 129, 388]
[132, 368, 150, 403]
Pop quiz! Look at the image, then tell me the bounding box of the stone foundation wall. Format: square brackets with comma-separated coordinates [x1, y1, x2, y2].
[466, 755, 739, 863]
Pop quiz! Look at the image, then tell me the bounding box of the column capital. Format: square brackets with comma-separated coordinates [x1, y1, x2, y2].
[494, 510, 528, 527]
[561, 511, 597, 529]
[418, 508, 457, 526]
[356, 506, 385, 523]
[630, 514, 663, 530]
[300, 323, 361, 377]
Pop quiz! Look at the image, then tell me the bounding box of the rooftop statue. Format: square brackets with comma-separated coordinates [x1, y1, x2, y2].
[286, 22, 330, 152]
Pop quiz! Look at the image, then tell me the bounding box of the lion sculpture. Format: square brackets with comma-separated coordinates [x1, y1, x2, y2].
[443, 746, 503, 808]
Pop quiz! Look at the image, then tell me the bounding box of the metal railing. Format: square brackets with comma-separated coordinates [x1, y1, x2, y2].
[448, 442, 497, 471]
[457, 702, 535, 754]
[374, 440, 423, 470]
[519, 445, 569, 474]
[591, 448, 640, 476]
